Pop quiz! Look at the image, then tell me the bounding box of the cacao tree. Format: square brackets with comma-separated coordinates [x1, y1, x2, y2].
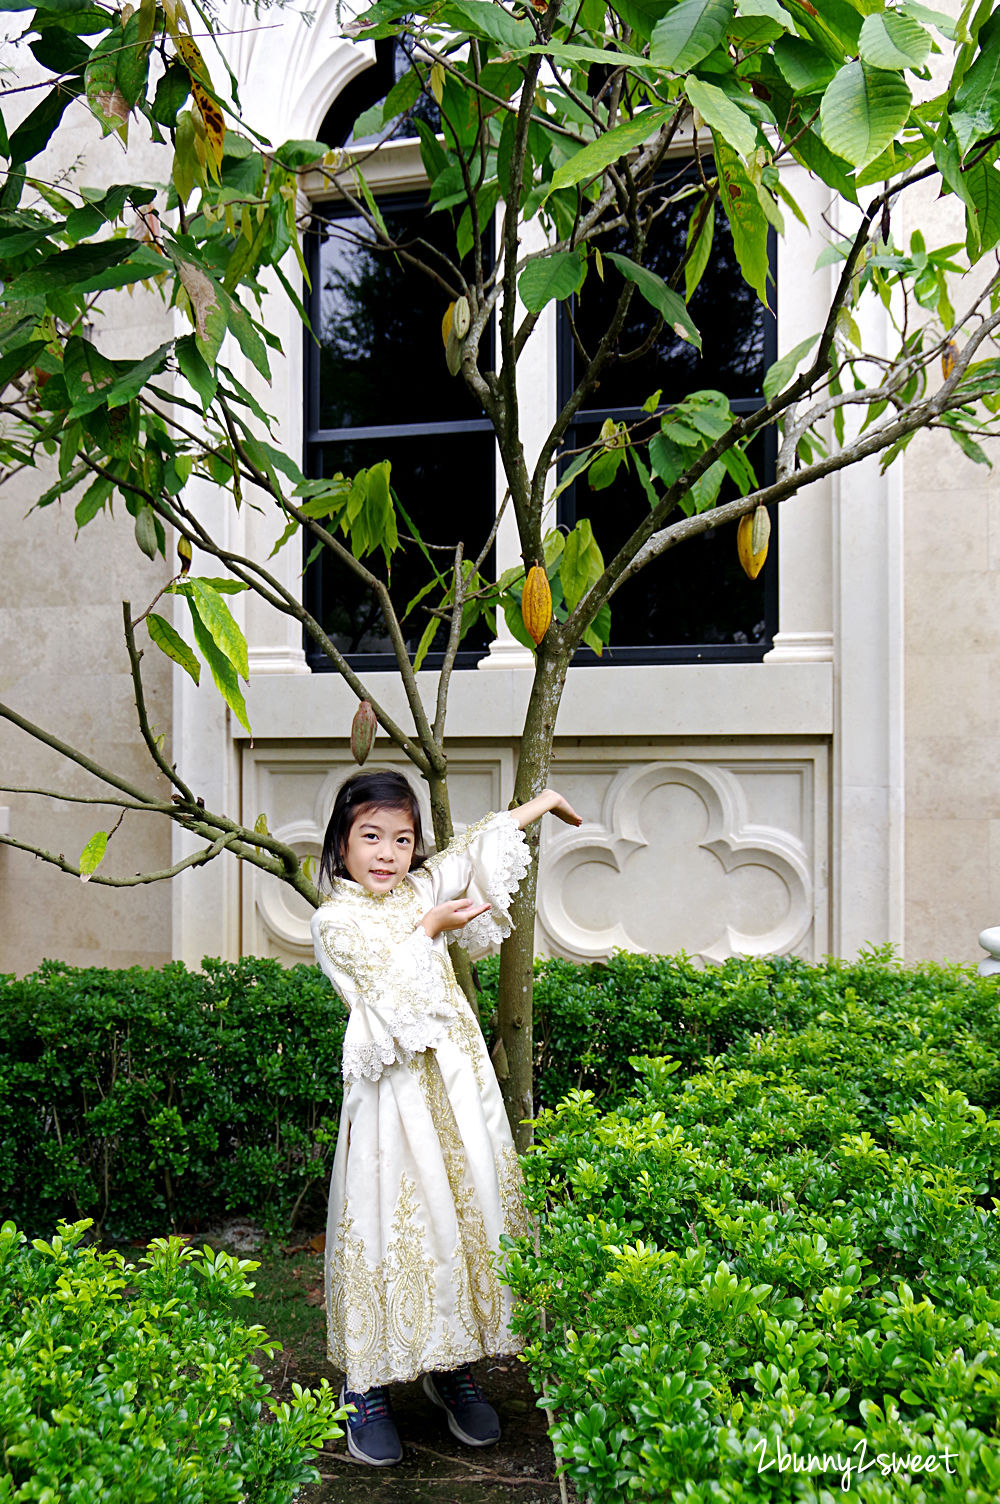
[3, 0, 1000, 1143]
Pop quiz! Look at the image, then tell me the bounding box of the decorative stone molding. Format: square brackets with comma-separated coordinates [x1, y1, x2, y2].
[536, 761, 814, 963]
[978, 926, 1000, 977]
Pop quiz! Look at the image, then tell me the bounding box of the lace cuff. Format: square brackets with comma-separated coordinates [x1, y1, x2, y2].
[454, 811, 531, 954]
[341, 927, 455, 1085]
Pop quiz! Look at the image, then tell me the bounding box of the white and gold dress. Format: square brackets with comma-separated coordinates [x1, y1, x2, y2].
[310, 810, 532, 1393]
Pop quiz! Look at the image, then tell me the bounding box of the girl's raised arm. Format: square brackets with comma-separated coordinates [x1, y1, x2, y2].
[508, 788, 582, 830]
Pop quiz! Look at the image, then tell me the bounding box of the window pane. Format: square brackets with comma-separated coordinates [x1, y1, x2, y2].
[567, 424, 772, 651]
[567, 170, 770, 410]
[313, 200, 488, 432]
[308, 433, 496, 658]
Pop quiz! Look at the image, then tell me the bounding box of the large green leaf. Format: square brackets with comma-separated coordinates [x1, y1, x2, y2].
[518, 250, 586, 310]
[147, 613, 201, 685]
[773, 36, 838, 93]
[547, 106, 673, 196]
[4, 239, 132, 298]
[189, 579, 249, 681]
[951, 12, 1000, 154]
[78, 830, 108, 882]
[5, 79, 82, 165]
[188, 601, 252, 737]
[604, 251, 702, 350]
[175, 333, 217, 410]
[685, 77, 757, 159]
[651, 0, 734, 72]
[820, 61, 912, 170]
[63, 334, 117, 415]
[859, 10, 931, 70]
[102, 343, 172, 408]
[763, 332, 819, 401]
[439, 0, 534, 50]
[560, 518, 604, 612]
[713, 135, 772, 308]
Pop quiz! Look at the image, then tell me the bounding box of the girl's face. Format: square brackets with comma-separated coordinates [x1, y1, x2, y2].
[343, 804, 415, 893]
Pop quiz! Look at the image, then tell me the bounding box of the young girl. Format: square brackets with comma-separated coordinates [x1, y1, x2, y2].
[311, 768, 581, 1467]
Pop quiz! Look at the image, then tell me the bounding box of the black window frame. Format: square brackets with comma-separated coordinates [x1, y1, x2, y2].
[302, 189, 496, 674]
[556, 199, 779, 666]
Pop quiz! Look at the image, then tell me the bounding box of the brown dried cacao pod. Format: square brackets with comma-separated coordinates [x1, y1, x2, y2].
[521, 563, 553, 645]
[350, 699, 377, 764]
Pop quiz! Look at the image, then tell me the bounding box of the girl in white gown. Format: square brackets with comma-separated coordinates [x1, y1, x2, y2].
[311, 769, 581, 1466]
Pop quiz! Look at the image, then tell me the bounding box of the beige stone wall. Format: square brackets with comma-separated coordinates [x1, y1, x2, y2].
[0, 92, 177, 975]
[901, 172, 1000, 964]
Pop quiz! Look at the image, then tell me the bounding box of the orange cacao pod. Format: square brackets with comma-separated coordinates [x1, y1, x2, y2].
[350, 699, 377, 764]
[521, 564, 552, 645]
[736, 508, 769, 581]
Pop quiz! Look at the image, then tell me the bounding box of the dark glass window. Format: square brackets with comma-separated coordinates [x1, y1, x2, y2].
[304, 194, 495, 668]
[559, 166, 777, 661]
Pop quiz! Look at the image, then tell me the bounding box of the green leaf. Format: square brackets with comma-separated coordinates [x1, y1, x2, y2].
[582, 600, 611, 655]
[518, 250, 586, 310]
[440, 0, 534, 50]
[561, 518, 604, 612]
[604, 251, 702, 350]
[63, 334, 117, 415]
[188, 600, 252, 737]
[5, 79, 82, 166]
[789, 119, 858, 204]
[763, 332, 820, 400]
[685, 76, 758, 159]
[147, 612, 200, 684]
[223, 292, 271, 381]
[151, 62, 191, 126]
[651, 0, 734, 72]
[0, 339, 46, 391]
[116, 11, 152, 107]
[5, 239, 132, 297]
[773, 37, 837, 94]
[547, 106, 673, 196]
[171, 255, 228, 368]
[690, 457, 726, 511]
[951, 13, 1000, 153]
[685, 196, 715, 302]
[859, 10, 932, 70]
[175, 333, 217, 410]
[74, 245, 166, 293]
[412, 615, 439, 673]
[713, 135, 772, 308]
[78, 830, 108, 882]
[74, 474, 112, 527]
[820, 61, 912, 170]
[502, 594, 537, 652]
[189, 579, 249, 681]
[103, 342, 172, 408]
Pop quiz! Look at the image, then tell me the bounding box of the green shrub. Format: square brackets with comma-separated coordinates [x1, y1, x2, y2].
[0, 958, 346, 1241]
[478, 948, 1000, 1112]
[0, 1218, 345, 1503]
[503, 953, 1000, 1502]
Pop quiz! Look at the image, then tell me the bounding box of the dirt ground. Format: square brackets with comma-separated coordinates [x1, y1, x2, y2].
[240, 1227, 570, 1504]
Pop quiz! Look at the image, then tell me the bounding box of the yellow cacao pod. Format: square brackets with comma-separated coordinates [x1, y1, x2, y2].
[441, 302, 455, 349]
[350, 699, 377, 765]
[942, 340, 957, 381]
[737, 507, 769, 580]
[521, 564, 552, 645]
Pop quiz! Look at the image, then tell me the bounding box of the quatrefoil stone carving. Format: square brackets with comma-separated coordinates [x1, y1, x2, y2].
[536, 762, 813, 963]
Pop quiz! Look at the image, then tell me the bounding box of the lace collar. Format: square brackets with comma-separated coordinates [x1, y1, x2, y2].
[327, 874, 413, 905]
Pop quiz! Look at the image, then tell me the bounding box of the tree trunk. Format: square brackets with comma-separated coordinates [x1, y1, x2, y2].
[425, 763, 480, 1020]
[497, 636, 570, 1149]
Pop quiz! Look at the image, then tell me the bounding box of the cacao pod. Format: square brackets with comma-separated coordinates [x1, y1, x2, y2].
[737, 507, 769, 580]
[942, 340, 957, 381]
[453, 294, 471, 339]
[350, 699, 377, 765]
[521, 563, 552, 645]
[441, 302, 455, 349]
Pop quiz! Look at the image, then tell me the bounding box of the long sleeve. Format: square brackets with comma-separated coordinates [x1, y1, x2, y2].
[311, 903, 458, 1084]
[409, 810, 531, 960]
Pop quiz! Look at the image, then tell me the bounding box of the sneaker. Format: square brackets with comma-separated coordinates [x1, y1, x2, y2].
[339, 1383, 403, 1466]
[422, 1366, 500, 1447]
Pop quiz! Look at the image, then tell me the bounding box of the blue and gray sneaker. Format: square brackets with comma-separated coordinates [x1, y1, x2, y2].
[339, 1383, 403, 1467]
[422, 1366, 500, 1447]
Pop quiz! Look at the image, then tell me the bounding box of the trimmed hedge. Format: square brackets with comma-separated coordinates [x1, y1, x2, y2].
[4, 947, 1000, 1243]
[0, 958, 345, 1242]
[503, 953, 1000, 1502]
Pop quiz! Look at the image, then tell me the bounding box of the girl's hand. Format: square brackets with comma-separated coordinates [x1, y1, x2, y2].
[510, 788, 583, 830]
[548, 791, 582, 826]
[420, 898, 491, 939]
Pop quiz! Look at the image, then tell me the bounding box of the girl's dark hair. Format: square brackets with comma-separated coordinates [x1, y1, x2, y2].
[319, 769, 426, 888]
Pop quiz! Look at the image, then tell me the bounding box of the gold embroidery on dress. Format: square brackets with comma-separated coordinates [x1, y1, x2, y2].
[422, 811, 501, 873]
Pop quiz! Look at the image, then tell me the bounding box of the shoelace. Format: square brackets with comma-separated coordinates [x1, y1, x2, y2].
[442, 1367, 483, 1405]
[346, 1386, 392, 1425]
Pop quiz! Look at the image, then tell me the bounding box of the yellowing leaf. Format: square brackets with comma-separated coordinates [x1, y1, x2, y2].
[79, 831, 108, 882]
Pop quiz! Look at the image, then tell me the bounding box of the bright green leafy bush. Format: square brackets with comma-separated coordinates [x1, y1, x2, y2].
[0, 958, 345, 1240]
[0, 1218, 345, 1502]
[478, 948, 1000, 1112]
[503, 952, 1000, 1502]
